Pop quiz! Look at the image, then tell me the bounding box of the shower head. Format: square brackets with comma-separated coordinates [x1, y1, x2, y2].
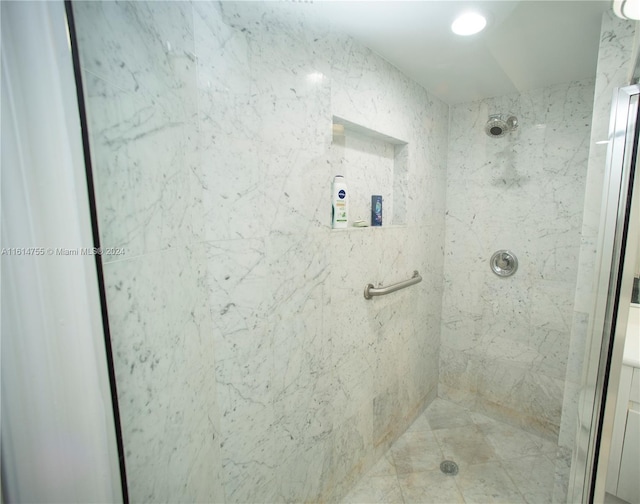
[485, 114, 518, 138]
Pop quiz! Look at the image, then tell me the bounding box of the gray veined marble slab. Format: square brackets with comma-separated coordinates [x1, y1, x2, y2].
[441, 77, 595, 439]
[102, 245, 224, 502]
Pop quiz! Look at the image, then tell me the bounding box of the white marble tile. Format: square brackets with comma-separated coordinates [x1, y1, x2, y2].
[475, 361, 564, 439]
[216, 381, 278, 504]
[328, 228, 383, 302]
[558, 313, 589, 451]
[438, 346, 480, 406]
[332, 403, 376, 501]
[341, 474, 403, 504]
[331, 353, 375, 429]
[266, 231, 329, 319]
[194, 92, 267, 241]
[331, 36, 413, 143]
[213, 319, 277, 503]
[433, 424, 499, 470]
[479, 418, 557, 460]
[82, 72, 196, 257]
[475, 333, 540, 369]
[203, 238, 271, 339]
[270, 305, 334, 472]
[398, 470, 466, 504]
[194, 2, 333, 241]
[530, 280, 575, 332]
[502, 455, 555, 504]
[192, 2, 251, 97]
[530, 225, 583, 283]
[455, 462, 526, 504]
[368, 451, 399, 478]
[73, 1, 197, 118]
[530, 327, 571, 380]
[103, 246, 224, 502]
[274, 435, 334, 504]
[480, 275, 532, 333]
[202, 237, 279, 502]
[373, 382, 405, 449]
[389, 430, 444, 475]
[78, 16, 200, 258]
[550, 446, 573, 504]
[418, 398, 475, 432]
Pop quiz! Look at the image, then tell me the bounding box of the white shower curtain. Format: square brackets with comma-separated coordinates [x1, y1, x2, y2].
[1, 1, 121, 501]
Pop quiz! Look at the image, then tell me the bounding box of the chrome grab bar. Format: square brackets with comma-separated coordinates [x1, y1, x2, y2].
[364, 270, 422, 300]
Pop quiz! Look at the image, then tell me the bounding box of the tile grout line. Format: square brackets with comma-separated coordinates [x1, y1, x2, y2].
[496, 458, 532, 504]
[389, 451, 407, 504]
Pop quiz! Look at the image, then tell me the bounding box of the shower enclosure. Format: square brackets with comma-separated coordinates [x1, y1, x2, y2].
[571, 83, 640, 503]
[1, 1, 637, 502]
[69, 1, 637, 501]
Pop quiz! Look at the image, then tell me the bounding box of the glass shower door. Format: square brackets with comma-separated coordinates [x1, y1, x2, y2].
[569, 84, 639, 503]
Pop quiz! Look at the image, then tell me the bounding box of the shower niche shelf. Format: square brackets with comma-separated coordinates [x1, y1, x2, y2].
[330, 116, 408, 228]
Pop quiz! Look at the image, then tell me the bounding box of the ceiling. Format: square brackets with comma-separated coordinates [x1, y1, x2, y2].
[306, 0, 611, 104]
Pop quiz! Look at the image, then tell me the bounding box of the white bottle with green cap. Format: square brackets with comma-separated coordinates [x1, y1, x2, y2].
[332, 175, 348, 228]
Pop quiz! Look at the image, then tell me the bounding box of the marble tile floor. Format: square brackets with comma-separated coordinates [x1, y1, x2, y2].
[603, 493, 631, 504]
[341, 398, 560, 504]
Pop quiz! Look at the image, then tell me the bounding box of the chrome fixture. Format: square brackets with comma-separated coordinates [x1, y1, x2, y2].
[364, 270, 422, 299]
[490, 250, 518, 277]
[485, 114, 518, 138]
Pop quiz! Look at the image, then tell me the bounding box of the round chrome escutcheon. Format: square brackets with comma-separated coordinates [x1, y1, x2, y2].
[490, 250, 518, 277]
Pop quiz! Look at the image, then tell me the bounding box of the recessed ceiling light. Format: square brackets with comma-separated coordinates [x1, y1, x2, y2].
[613, 0, 640, 20]
[451, 12, 487, 36]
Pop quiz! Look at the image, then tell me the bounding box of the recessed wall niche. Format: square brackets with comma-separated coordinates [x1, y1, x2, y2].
[331, 116, 408, 227]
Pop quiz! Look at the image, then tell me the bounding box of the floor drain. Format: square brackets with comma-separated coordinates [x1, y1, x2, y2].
[440, 460, 459, 475]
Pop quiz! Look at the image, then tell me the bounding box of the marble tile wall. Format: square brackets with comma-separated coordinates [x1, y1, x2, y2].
[73, 2, 225, 502]
[440, 80, 595, 440]
[74, 1, 448, 502]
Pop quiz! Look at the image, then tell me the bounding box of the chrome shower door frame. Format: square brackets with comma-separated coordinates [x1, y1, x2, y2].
[569, 84, 639, 503]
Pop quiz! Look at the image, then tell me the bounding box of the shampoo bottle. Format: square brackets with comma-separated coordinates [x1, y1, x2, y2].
[332, 175, 348, 228]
